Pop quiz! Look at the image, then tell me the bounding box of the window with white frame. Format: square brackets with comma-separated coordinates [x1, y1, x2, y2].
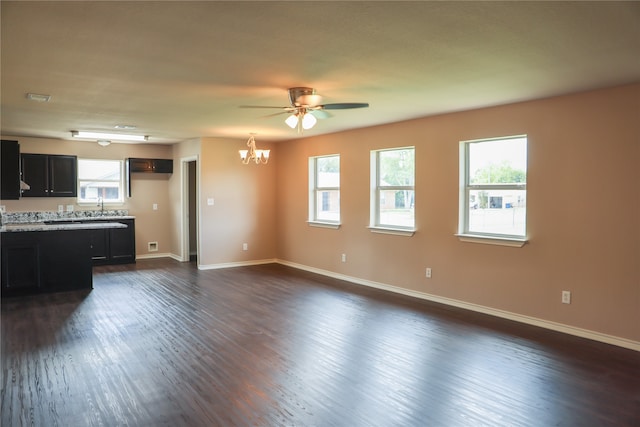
[77, 159, 124, 204]
[309, 154, 340, 224]
[370, 147, 415, 231]
[459, 135, 527, 240]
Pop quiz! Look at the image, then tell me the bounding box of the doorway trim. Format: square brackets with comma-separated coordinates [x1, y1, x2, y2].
[180, 155, 199, 263]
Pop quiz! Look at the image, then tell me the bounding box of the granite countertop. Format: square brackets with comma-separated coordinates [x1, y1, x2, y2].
[0, 210, 134, 233]
[42, 215, 136, 222]
[1, 222, 128, 233]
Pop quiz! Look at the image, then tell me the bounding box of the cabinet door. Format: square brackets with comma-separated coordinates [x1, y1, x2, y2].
[129, 158, 154, 172]
[1, 241, 41, 296]
[20, 154, 49, 197]
[87, 228, 110, 264]
[48, 155, 77, 197]
[109, 219, 136, 263]
[153, 159, 173, 173]
[39, 230, 92, 292]
[1, 140, 21, 200]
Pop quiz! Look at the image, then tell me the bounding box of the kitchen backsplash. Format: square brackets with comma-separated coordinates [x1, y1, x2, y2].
[1, 210, 130, 224]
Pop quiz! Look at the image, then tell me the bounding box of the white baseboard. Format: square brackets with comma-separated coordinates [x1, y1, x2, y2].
[198, 258, 277, 270]
[277, 259, 640, 352]
[136, 253, 181, 261]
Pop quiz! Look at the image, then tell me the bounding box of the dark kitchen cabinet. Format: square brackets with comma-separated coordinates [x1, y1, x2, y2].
[1, 242, 40, 293]
[87, 228, 110, 263]
[128, 158, 173, 173]
[1, 230, 92, 297]
[1, 140, 21, 200]
[21, 154, 77, 197]
[126, 158, 173, 197]
[87, 219, 136, 265]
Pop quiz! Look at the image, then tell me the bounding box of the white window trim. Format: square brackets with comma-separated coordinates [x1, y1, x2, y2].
[455, 233, 527, 247]
[77, 158, 125, 205]
[308, 154, 340, 226]
[369, 147, 416, 235]
[457, 135, 527, 246]
[307, 221, 341, 229]
[367, 226, 415, 237]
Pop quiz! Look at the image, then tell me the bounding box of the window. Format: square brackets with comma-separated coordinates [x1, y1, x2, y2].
[309, 155, 340, 225]
[459, 135, 527, 242]
[78, 159, 124, 204]
[370, 147, 415, 232]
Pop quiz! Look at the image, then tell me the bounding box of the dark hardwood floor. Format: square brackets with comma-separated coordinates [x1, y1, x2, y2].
[2, 259, 639, 426]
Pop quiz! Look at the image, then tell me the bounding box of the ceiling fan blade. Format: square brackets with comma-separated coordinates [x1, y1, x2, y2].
[310, 109, 332, 119]
[263, 111, 291, 118]
[322, 102, 369, 110]
[239, 105, 291, 109]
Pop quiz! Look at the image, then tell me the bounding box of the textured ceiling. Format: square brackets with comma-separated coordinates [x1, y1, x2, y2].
[1, 1, 639, 143]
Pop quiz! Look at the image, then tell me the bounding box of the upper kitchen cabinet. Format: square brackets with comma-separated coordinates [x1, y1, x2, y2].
[21, 154, 77, 197]
[126, 158, 173, 197]
[128, 158, 173, 173]
[1, 140, 21, 200]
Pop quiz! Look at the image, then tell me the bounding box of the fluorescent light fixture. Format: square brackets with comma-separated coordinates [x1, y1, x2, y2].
[71, 131, 148, 142]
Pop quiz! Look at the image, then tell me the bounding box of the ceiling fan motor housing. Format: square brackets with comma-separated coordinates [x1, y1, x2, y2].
[288, 87, 316, 106]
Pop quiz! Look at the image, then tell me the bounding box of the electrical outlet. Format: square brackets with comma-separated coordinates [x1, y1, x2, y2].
[0, 205, 5, 213]
[562, 290, 571, 304]
[341, 253, 346, 263]
[426, 267, 432, 278]
[243, 243, 248, 251]
[58, 205, 64, 213]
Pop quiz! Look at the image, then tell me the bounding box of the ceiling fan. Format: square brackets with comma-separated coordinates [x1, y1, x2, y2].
[241, 87, 369, 133]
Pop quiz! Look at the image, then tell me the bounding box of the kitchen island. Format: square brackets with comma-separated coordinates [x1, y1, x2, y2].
[1, 219, 129, 297]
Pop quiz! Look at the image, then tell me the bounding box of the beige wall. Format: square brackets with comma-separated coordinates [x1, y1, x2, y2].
[0, 136, 174, 258]
[195, 137, 277, 266]
[275, 84, 640, 343]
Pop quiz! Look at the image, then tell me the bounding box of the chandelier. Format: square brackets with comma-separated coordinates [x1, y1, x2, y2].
[239, 134, 270, 165]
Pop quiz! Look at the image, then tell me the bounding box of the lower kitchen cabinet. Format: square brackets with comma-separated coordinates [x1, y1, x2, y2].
[1, 230, 93, 297]
[87, 219, 136, 265]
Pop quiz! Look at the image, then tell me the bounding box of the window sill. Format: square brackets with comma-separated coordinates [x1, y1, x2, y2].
[307, 221, 341, 230]
[77, 202, 125, 207]
[455, 233, 527, 247]
[368, 226, 415, 237]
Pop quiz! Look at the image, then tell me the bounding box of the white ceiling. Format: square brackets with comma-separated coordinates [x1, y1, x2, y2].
[2, 1, 639, 144]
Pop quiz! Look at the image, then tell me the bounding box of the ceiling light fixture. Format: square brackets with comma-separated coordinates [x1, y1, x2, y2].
[239, 134, 269, 165]
[97, 140, 111, 147]
[114, 124, 137, 130]
[26, 93, 51, 102]
[285, 109, 317, 133]
[71, 131, 148, 142]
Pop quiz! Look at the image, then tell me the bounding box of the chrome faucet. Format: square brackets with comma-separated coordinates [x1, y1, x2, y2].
[97, 196, 104, 212]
